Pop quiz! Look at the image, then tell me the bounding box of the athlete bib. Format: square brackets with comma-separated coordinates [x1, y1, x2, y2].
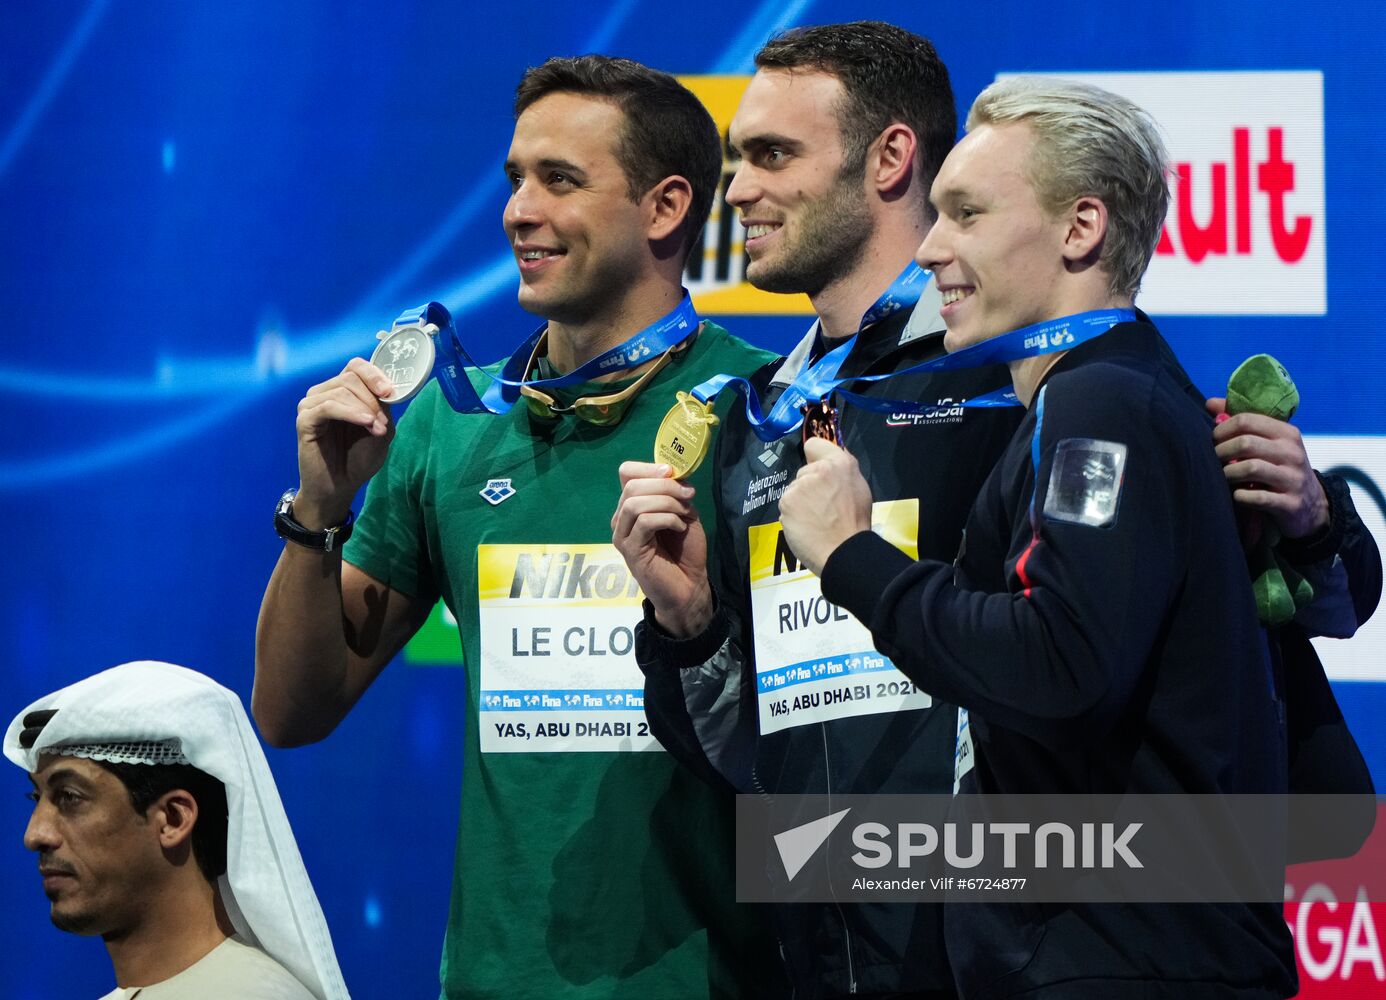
[477, 543, 659, 753]
[750, 499, 933, 735]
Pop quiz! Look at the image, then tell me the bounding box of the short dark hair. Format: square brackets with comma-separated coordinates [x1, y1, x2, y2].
[514, 55, 722, 259]
[96, 761, 228, 884]
[755, 22, 956, 196]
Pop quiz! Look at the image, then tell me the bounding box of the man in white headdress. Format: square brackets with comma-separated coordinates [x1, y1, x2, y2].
[6, 660, 348, 1000]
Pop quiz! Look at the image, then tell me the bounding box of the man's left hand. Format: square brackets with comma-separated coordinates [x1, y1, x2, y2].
[779, 438, 875, 577]
[1208, 396, 1330, 539]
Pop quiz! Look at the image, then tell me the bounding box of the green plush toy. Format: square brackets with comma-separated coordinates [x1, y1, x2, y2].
[1221, 354, 1314, 626]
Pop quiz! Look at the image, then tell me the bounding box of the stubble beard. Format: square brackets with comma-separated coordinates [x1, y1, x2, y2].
[51, 900, 102, 935]
[745, 169, 874, 297]
[522, 250, 639, 335]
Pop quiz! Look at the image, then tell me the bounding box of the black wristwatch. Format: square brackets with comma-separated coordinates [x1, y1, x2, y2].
[274, 489, 354, 552]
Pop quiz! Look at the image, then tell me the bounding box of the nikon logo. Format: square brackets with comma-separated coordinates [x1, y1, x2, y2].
[509, 552, 641, 601]
[772, 529, 802, 577]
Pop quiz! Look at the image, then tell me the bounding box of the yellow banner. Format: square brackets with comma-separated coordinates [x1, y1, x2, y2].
[748, 498, 921, 585]
[477, 543, 644, 607]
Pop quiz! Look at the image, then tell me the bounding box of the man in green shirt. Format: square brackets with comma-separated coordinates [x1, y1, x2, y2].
[254, 56, 781, 999]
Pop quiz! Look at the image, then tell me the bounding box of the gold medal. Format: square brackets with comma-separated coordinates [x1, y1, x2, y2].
[654, 391, 719, 479]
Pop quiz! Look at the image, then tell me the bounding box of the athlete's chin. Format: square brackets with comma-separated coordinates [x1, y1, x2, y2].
[744, 256, 810, 296]
[516, 285, 562, 320]
[942, 325, 985, 354]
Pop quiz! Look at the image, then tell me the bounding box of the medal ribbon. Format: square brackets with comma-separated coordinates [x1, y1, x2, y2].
[391, 294, 700, 415]
[689, 263, 930, 441]
[692, 270, 1134, 440]
[831, 307, 1135, 416]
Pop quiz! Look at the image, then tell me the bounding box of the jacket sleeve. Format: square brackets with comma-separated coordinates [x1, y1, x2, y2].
[1282, 471, 1383, 638]
[820, 374, 1191, 748]
[1280, 624, 1377, 860]
[637, 595, 758, 793]
[1274, 474, 1379, 859]
[638, 427, 762, 794]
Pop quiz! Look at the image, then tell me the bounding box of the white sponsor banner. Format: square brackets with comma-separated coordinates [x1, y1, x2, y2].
[1011, 71, 1325, 315]
[477, 543, 660, 752]
[1305, 436, 1386, 682]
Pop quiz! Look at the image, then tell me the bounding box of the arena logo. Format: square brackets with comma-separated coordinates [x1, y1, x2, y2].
[1009, 71, 1325, 316]
[678, 75, 814, 316]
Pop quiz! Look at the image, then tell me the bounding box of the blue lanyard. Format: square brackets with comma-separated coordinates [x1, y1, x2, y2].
[689, 262, 929, 440]
[832, 307, 1136, 416]
[693, 267, 1134, 441]
[394, 294, 700, 415]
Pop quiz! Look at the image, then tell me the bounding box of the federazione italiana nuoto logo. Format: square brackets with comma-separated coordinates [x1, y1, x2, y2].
[677, 75, 814, 317]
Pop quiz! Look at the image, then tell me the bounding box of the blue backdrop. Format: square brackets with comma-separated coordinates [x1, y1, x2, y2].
[4, 3, 1385, 996]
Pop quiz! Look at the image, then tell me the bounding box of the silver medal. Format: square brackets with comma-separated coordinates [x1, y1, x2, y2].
[368, 323, 437, 403]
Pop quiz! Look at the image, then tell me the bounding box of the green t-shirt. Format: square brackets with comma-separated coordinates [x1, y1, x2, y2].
[346, 322, 780, 1000]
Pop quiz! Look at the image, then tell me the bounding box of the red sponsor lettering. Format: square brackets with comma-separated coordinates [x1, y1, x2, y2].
[1158, 126, 1313, 264]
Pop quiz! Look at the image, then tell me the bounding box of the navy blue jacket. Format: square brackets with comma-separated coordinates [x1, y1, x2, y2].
[823, 320, 1298, 999]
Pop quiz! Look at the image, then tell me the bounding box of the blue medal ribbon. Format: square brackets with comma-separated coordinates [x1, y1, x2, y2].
[831, 308, 1136, 416]
[390, 294, 700, 415]
[691, 266, 1134, 440]
[689, 263, 929, 441]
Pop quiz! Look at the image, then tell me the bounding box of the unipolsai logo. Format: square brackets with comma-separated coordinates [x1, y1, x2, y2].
[1013, 71, 1325, 316]
[677, 75, 814, 317]
[885, 397, 967, 427]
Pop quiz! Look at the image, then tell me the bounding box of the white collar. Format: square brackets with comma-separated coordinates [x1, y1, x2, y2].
[768, 278, 946, 387]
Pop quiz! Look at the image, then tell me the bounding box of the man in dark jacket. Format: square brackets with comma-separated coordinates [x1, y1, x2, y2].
[614, 24, 1018, 997]
[777, 75, 1303, 999]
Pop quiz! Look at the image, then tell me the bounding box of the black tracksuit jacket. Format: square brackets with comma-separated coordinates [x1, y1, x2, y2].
[640, 307, 1378, 999]
[822, 320, 1299, 999]
[639, 297, 1021, 997]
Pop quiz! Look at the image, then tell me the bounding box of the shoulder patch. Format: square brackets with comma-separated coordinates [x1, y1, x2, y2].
[1042, 438, 1127, 528]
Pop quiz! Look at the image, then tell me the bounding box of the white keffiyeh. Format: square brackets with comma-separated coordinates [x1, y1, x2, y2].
[5, 661, 349, 1000]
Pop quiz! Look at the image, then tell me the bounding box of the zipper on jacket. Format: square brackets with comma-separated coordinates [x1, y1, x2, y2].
[822, 721, 857, 993]
[826, 397, 859, 994]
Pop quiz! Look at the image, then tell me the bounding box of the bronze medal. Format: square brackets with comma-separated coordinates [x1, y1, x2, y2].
[801, 399, 842, 446]
[654, 391, 719, 479]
